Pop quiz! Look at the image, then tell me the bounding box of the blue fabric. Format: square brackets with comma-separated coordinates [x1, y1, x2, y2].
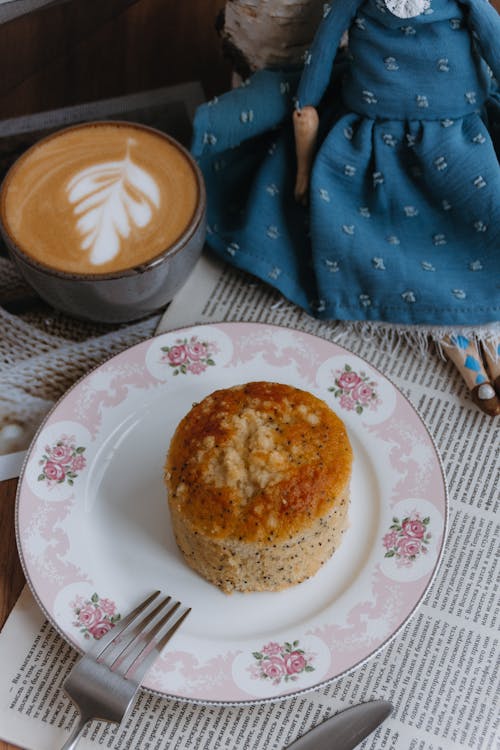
[192, 0, 500, 327]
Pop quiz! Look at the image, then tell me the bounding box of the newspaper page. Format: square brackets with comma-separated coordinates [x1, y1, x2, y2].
[0, 253, 498, 749]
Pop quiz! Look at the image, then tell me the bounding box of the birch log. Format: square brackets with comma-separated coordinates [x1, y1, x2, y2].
[218, 0, 326, 76]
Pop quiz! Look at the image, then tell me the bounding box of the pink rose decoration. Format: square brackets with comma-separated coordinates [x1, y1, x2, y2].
[187, 341, 207, 360]
[402, 519, 426, 538]
[89, 620, 113, 639]
[188, 361, 206, 375]
[383, 513, 431, 565]
[49, 444, 73, 463]
[250, 639, 314, 685]
[161, 337, 216, 376]
[44, 461, 65, 482]
[262, 642, 282, 657]
[284, 651, 307, 675]
[351, 382, 374, 405]
[383, 531, 399, 550]
[72, 593, 121, 640]
[340, 394, 356, 411]
[337, 371, 362, 389]
[168, 345, 188, 366]
[90, 606, 104, 626]
[71, 454, 86, 472]
[262, 657, 287, 681]
[77, 604, 99, 627]
[38, 437, 87, 486]
[397, 536, 422, 558]
[99, 598, 116, 616]
[331, 365, 380, 414]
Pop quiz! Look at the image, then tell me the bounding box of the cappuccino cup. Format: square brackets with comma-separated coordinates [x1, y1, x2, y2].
[0, 121, 206, 323]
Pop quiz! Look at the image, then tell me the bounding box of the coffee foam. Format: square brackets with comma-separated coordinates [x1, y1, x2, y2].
[1, 123, 199, 274]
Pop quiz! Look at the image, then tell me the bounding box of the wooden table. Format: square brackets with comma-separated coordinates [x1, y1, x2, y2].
[0, 477, 25, 750]
[0, 478, 24, 629]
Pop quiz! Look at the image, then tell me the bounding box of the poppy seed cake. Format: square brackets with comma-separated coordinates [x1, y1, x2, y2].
[164, 381, 352, 593]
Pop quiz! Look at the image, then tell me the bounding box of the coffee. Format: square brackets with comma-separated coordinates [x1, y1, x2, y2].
[0, 122, 199, 275]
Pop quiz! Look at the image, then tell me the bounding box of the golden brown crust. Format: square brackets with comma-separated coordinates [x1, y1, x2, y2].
[165, 382, 352, 560]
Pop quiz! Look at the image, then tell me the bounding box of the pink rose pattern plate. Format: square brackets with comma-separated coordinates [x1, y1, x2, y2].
[16, 323, 447, 704]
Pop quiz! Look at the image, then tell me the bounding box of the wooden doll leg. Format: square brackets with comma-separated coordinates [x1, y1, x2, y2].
[442, 335, 500, 417]
[482, 337, 500, 395]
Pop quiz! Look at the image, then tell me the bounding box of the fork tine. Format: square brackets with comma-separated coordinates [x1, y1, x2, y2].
[108, 596, 179, 674]
[89, 590, 161, 659]
[125, 606, 191, 684]
[150, 607, 191, 658]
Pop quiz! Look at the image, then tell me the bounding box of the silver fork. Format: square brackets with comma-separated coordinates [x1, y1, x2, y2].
[61, 590, 191, 750]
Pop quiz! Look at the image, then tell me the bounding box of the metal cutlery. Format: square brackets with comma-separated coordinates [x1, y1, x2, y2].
[61, 590, 190, 750]
[60, 589, 389, 750]
[284, 699, 393, 750]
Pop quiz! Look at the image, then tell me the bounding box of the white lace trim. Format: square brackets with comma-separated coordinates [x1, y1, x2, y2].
[384, 0, 431, 19]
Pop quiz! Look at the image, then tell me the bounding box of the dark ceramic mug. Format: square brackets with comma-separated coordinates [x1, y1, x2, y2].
[0, 121, 206, 324]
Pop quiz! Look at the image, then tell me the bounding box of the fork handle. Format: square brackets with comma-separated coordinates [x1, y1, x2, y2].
[61, 714, 91, 750]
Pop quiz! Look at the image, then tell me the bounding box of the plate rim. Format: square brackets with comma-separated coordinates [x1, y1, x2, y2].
[15, 321, 449, 705]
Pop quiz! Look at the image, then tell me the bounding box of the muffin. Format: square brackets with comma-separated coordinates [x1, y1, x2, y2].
[165, 381, 353, 593]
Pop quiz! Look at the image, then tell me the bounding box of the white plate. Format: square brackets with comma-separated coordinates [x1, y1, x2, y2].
[16, 322, 447, 704]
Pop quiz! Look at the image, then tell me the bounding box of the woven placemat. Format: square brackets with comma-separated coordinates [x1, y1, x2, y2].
[0, 253, 159, 454]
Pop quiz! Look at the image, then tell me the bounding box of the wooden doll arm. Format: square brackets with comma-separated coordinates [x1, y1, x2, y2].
[293, 106, 320, 205]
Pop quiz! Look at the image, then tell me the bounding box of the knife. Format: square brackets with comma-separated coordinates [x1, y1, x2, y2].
[284, 699, 393, 750]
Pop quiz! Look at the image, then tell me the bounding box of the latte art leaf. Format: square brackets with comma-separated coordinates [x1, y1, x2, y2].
[67, 144, 161, 266]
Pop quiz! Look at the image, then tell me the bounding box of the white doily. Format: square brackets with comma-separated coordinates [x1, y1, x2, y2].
[383, 0, 431, 18]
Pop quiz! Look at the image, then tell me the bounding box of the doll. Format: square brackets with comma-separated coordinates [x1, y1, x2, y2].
[192, 0, 500, 415]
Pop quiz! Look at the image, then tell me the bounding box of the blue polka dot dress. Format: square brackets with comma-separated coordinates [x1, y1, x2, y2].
[192, 0, 500, 328]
